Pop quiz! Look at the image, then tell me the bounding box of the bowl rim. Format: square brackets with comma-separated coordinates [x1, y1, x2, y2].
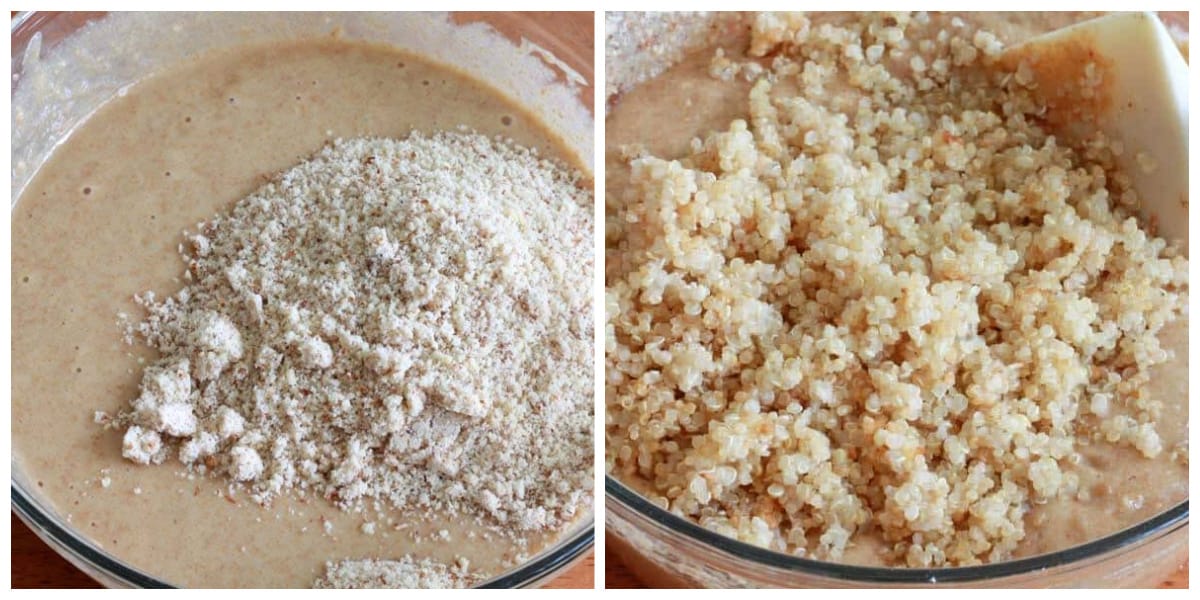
[10, 9, 594, 589]
[12, 482, 166, 588]
[607, 475, 1187, 583]
[14, 479, 594, 588]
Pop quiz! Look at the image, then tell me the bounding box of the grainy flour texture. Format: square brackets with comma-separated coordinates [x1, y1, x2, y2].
[314, 555, 479, 589]
[112, 132, 593, 585]
[605, 12, 1188, 567]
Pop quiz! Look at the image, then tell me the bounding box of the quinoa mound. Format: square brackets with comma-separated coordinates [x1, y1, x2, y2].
[605, 12, 1188, 567]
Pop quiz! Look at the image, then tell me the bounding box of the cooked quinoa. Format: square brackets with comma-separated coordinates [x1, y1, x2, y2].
[605, 12, 1188, 567]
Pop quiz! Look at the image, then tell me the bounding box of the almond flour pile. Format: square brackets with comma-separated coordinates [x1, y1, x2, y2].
[114, 132, 592, 557]
[606, 13, 1188, 567]
[314, 555, 480, 589]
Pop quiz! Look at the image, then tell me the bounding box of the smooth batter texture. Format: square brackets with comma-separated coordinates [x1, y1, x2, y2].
[605, 12, 1187, 566]
[13, 38, 585, 587]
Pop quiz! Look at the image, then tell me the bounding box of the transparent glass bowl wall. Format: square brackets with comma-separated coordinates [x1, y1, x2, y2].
[10, 11, 593, 588]
[608, 478, 1186, 588]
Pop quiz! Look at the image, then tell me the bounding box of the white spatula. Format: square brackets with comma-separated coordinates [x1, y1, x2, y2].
[1000, 12, 1189, 244]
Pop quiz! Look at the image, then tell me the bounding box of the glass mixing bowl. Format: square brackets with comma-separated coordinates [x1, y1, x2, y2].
[11, 10, 593, 588]
[608, 478, 1185, 587]
[604, 11, 1188, 588]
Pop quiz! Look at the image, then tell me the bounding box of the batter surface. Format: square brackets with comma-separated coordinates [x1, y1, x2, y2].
[13, 38, 584, 587]
[605, 12, 1187, 566]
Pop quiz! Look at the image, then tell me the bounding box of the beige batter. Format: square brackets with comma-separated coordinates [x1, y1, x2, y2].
[605, 12, 1188, 567]
[13, 38, 583, 587]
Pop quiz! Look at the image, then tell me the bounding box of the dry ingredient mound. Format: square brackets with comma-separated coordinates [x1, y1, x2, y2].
[314, 555, 480, 589]
[115, 131, 593, 535]
[605, 12, 1188, 567]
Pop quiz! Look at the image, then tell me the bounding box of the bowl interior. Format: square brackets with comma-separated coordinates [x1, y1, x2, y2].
[12, 11, 594, 588]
